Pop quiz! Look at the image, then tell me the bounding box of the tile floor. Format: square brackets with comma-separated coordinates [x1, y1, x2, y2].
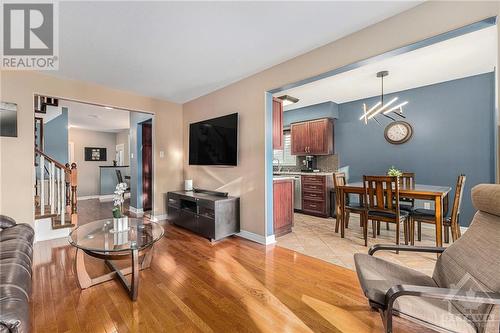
[277, 213, 447, 276]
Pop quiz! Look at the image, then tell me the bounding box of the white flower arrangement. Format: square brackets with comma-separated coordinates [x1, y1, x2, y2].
[112, 182, 128, 218]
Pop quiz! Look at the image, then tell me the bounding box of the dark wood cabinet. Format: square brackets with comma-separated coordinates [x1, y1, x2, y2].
[301, 175, 332, 217]
[273, 179, 294, 237]
[291, 118, 334, 155]
[272, 98, 284, 149]
[290, 122, 308, 155]
[167, 191, 240, 241]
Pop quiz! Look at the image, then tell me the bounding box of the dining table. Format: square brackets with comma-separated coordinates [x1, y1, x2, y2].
[338, 182, 452, 247]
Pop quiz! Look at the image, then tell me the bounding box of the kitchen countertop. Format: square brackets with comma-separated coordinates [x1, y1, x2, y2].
[273, 176, 296, 181]
[273, 171, 334, 176]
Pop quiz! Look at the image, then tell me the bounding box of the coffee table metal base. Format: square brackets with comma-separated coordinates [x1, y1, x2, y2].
[75, 247, 153, 301]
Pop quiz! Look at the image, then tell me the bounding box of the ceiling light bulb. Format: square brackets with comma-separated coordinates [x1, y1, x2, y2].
[367, 97, 399, 120]
[359, 101, 381, 120]
[383, 101, 409, 114]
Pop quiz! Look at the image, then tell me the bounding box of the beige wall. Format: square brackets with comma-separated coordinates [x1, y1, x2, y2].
[116, 130, 130, 166]
[0, 71, 183, 225]
[183, 1, 500, 236]
[69, 128, 118, 197]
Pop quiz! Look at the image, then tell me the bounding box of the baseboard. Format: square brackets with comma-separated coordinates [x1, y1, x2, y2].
[237, 230, 276, 245]
[129, 206, 144, 214]
[77, 195, 100, 201]
[150, 213, 168, 222]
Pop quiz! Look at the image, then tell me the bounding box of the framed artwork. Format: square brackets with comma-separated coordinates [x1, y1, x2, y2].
[84, 147, 107, 161]
[0, 102, 18, 137]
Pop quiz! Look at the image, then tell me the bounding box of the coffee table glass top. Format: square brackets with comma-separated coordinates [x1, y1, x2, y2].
[69, 218, 164, 252]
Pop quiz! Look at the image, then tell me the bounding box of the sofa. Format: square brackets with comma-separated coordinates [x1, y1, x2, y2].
[0, 215, 34, 333]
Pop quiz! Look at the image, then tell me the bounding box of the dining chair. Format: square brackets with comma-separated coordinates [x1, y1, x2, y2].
[363, 175, 410, 248]
[410, 174, 466, 245]
[378, 172, 415, 234]
[333, 172, 365, 237]
[399, 172, 416, 211]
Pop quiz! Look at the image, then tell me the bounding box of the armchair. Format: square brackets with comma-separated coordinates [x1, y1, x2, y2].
[354, 184, 500, 333]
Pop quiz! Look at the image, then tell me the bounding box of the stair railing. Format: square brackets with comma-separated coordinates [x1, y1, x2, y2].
[35, 149, 78, 226]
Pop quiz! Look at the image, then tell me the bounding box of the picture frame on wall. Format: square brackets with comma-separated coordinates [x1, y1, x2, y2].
[0, 102, 18, 137]
[84, 147, 107, 161]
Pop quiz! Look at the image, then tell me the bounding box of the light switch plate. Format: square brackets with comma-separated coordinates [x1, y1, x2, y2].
[160, 151, 165, 158]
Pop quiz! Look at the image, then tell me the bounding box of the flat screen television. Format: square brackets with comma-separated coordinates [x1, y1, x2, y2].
[189, 113, 238, 166]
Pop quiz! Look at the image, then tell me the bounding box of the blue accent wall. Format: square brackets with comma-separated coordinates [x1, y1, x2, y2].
[44, 107, 68, 164]
[284, 101, 338, 127]
[336, 73, 495, 226]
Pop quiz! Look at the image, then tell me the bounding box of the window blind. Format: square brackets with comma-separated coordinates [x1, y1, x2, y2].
[273, 132, 296, 166]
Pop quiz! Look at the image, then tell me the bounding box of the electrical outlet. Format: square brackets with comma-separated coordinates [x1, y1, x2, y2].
[424, 202, 431, 209]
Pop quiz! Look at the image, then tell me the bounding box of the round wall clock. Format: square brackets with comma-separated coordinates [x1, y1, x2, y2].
[384, 121, 413, 145]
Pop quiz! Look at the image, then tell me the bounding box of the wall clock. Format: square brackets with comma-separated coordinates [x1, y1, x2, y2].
[384, 121, 413, 145]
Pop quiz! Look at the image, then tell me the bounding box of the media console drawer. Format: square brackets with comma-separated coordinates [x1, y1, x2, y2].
[167, 191, 240, 242]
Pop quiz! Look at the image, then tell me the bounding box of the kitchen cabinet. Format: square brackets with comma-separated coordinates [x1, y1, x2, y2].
[291, 118, 334, 155]
[272, 97, 283, 149]
[301, 175, 332, 217]
[273, 178, 294, 237]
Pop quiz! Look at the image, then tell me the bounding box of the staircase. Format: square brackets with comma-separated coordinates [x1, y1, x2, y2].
[34, 149, 78, 229]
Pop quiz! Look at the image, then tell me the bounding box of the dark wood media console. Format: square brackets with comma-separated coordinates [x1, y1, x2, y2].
[167, 191, 240, 241]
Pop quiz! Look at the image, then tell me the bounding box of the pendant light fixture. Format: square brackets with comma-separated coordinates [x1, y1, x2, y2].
[360, 71, 408, 125]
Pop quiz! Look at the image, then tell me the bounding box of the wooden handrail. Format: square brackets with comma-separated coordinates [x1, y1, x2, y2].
[35, 149, 70, 171]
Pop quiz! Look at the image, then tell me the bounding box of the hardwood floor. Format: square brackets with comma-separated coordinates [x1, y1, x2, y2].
[32, 222, 436, 333]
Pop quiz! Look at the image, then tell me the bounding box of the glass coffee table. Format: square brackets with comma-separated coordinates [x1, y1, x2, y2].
[68, 218, 164, 301]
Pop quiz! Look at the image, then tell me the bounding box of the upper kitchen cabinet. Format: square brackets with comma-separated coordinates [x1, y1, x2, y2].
[291, 118, 334, 155]
[272, 97, 284, 149]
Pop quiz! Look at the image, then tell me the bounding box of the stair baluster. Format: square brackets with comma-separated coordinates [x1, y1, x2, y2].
[40, 155, 45, 216]
[34, 149, 77, 228]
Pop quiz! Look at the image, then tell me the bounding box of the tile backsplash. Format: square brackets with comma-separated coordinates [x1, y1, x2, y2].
[274, 154, 339, 172]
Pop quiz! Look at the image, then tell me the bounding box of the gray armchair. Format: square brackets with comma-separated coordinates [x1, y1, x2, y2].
[354, 184, 500, 333]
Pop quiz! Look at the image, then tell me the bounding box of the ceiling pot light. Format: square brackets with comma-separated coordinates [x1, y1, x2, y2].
[360, 71, 408, 125]
[277, 95, 299, 106]
[104, 106, 113, 110]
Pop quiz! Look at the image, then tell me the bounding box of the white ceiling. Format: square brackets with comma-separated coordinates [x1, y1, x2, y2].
[49, 1, 421, 103]
[278, 26, 497, 111]
[63, 100, 130, 133]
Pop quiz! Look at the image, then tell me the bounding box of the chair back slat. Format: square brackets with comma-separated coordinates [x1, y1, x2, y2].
[399, 172, 415, 204]
[450, 174, 466, 224]
[363, 175, 399, 214]
[333, 172, 346, 188]
[400, 172, 415, 189]
[333, 172, 346, 217]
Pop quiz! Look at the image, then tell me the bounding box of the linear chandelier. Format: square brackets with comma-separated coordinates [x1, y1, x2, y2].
[360, 71, 408, 125]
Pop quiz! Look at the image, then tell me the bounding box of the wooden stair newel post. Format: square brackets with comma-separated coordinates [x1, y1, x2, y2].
[65, 163, 71, 210]
[70, 163, 78, 226]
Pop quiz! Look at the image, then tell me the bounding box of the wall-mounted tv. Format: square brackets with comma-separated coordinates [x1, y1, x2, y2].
[189, 113, 238, 166]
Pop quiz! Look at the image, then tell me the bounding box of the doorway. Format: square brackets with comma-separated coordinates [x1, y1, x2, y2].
[141, 121, 153, 212]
